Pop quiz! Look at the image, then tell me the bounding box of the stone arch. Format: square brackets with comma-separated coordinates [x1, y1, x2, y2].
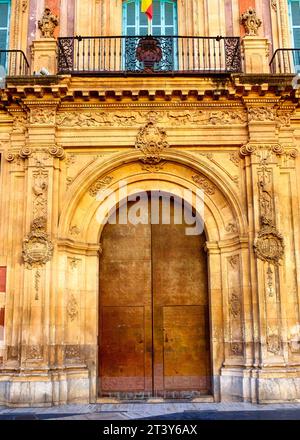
[56, 150, 250, 403]
[58, 150, 247, 243]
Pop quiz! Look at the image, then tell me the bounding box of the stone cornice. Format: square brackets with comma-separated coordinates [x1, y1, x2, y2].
[2, 74, 299, 104]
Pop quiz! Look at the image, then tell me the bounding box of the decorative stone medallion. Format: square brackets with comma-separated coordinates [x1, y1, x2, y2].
[135, 121, 169, 165]
[254, 220, 284, 266]
[22, 217, 54, 268]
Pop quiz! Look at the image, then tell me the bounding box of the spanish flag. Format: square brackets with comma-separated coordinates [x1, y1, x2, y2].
[141, 0, 153, 20]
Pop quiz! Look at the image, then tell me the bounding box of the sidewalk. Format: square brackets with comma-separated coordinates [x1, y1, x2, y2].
[1, 402, 300, 420]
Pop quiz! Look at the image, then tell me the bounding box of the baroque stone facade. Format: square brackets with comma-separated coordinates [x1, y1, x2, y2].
[0, 0, 299, 407]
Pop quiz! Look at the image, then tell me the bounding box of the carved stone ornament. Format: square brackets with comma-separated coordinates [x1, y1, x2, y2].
[135, 121, 169, 165]
[89, 176, 113, 198]
[22, 217, 54, 269]
[192, 175, 216, 195]
[254, 218, 284, 266]
[267, 332, 282, 355]
[240, 7, 262, 36]
[67, 294, 79, 321]
[38, 8, 59, 38]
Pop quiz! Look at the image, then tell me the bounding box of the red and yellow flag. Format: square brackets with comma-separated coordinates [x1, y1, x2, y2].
[141, 0, 153, 20]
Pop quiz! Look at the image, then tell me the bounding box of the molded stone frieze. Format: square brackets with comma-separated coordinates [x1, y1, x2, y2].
[22, 217, 54, 269]
[56, 109, 247, 128]
[10, 112, 28, 134]
[248, 107, 276, 122]
[38, 8, 59, 38]
[240, 7, 262, 36]
[65, 345, 80, 360]
[26, 345, 43, 360]
[30, 108, 56, 125]
[89, 176, 113, 198]
[192, 175, 216, 195]
[135, 121, 169, 165]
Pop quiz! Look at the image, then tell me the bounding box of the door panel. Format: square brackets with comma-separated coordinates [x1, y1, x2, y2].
[151, 196, 211, 397]
[99, 201, 153, 398]
[99, 195, 211, 399]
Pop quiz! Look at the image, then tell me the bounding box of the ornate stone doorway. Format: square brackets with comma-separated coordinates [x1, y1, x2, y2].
[98, 193, 211, 399]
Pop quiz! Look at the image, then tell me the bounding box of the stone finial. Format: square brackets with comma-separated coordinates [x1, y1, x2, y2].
[38, 8, 59, 38]
[240, 7, 262, 36]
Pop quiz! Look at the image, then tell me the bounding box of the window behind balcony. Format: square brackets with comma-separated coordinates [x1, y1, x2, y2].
[0, 0, 10, 70]
[123, 0, 178, 71]
[123, 0, 178, 36]
[289, 0, 300, 71]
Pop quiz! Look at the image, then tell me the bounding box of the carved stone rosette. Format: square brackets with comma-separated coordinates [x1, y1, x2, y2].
[22, 217, 54, 269]
[135, 121, 169, 165]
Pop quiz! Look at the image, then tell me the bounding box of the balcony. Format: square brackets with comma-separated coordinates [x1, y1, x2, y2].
[269, 49, 300, 74]
[57, 35, 242, 76]
[0, 50, 30, 77]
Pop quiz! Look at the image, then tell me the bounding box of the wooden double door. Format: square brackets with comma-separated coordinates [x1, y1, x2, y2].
[99, 195, 211, 399]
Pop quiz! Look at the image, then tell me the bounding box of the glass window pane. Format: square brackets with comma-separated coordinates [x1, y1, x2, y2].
[0, 4, 8, 29]
[140, 12, 147, 26]
[165, 3, 174, 26]
[291, 2, 300, 26]
[0, 30, 7, 50]
[293, 28, 300, 47]
[140, 27, 148, 36]
[127, 2, 135, 26]
[153, 0, 161, 26]
[152, 27, 162, 36]
[126, 27, 136, 36]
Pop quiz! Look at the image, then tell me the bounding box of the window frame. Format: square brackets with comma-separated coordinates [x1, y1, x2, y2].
[0, 0, 11, 51]
[122, 0, 178, 37]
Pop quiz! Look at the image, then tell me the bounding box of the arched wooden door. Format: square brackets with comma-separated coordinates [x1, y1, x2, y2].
[99, 194, 211, 399]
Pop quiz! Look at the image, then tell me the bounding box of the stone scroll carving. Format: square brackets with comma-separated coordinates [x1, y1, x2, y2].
[22, 217, 53, 269]
[240, 7, 262, 36]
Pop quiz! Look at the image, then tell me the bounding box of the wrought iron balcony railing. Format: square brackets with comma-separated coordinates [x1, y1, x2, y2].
[58, 35, 242, 75]
[0, 50, 30, 77]
[269, 49, 300, 74]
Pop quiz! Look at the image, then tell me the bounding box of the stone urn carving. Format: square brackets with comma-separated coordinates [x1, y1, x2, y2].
[136, 36, 162, 72]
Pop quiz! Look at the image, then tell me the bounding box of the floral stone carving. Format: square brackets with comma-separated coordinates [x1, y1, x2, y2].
[135, 121, 169, 165]
[22, 217, 54, 268]
[240, 7, 262, 36]
[254, 218, 284, 266]
[38, 8, 59, 38]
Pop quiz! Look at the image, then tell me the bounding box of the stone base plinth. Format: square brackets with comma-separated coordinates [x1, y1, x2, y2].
[0, 367, 90, 407]
[220, 367, 300, 403]
[31, 38, 58, 75]
[242, 36, 270, 74]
